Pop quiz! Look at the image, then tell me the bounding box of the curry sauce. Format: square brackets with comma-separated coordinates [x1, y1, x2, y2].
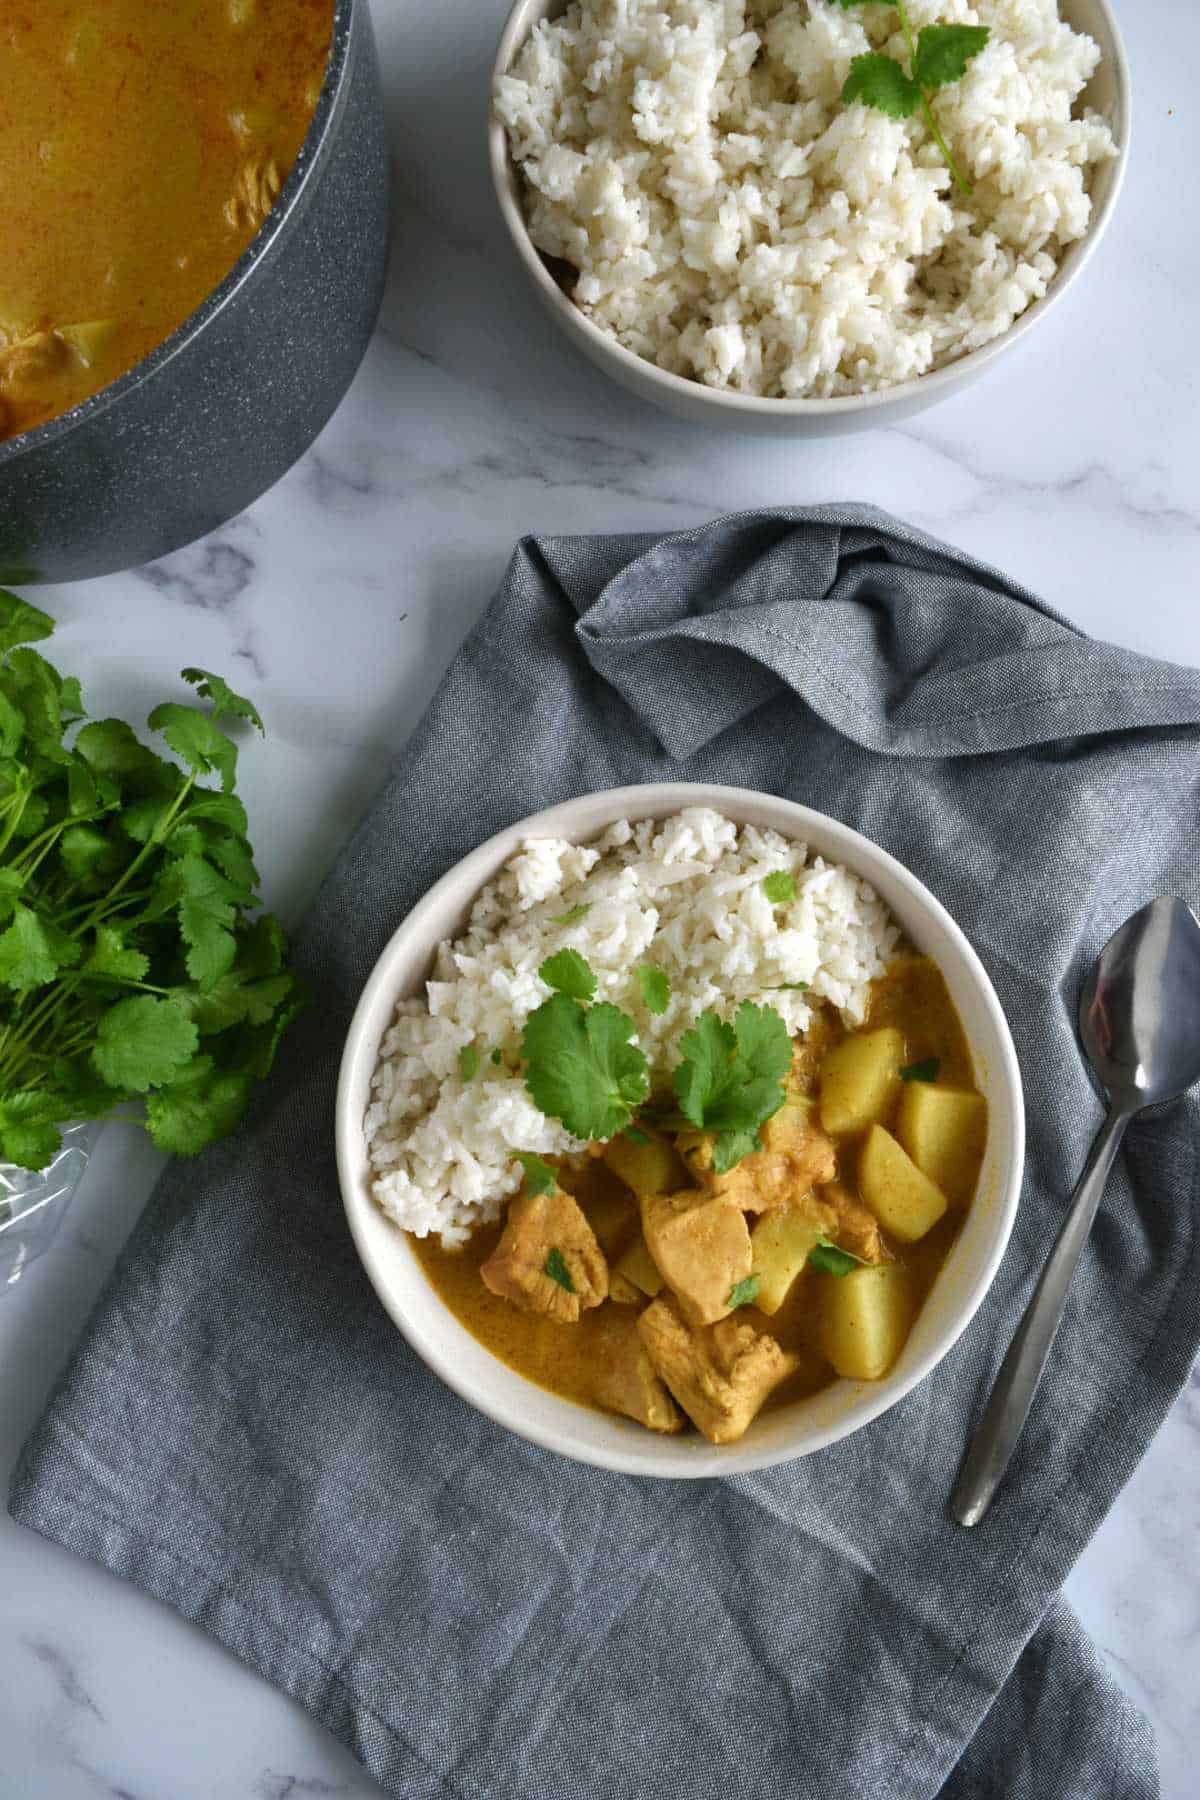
[0, 0, 334, 441]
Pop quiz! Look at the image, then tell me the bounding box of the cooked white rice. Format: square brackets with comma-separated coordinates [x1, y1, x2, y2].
[366, 807, 900, 1246]
[494, 0, 1117, 397]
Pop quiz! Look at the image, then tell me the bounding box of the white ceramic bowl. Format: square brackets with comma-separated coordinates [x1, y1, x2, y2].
[337, 784, 1025, 1477]
[489, 0, 1129, 436]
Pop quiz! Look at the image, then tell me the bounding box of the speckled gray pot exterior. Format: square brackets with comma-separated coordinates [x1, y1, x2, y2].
[0, 0, 390, 584]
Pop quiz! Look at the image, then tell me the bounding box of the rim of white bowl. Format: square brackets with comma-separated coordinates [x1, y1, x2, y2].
[487, 0, 1131, 421]
[337, 784, 1025, 1477]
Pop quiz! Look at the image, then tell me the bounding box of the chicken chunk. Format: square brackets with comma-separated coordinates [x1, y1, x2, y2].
[637, 1295, 800, 1444]
[679, 1096, 836, 1213]
[590, 1310, 684, 1433]
[480, 1187, 608, 1323]
[641, 1189, 752, 1326]
[824, 1182, 887, 1264]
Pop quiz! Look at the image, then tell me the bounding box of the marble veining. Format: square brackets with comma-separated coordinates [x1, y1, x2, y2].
[1, 1, 1198, 1796]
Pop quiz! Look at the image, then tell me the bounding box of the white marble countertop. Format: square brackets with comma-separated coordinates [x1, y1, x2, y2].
[2, 2, 1198, 1795]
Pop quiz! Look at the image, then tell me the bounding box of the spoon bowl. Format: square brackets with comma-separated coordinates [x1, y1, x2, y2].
[1080, 897, 1200, 1109]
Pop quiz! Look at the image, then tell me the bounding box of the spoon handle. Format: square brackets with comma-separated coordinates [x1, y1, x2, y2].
[951, 1106, 1131, 1527]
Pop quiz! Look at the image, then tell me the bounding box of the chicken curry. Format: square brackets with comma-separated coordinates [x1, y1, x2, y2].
[412, 954, 988, 1446]
[0, 0, 334, 443]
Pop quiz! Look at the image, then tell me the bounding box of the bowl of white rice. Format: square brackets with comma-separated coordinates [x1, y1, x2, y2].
[489, 0, 1128, 433]
[336, 785, 1024, 1476]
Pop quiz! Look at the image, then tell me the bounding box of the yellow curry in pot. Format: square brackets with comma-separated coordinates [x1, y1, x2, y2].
[413, 955, 987, 1445]
[0, 0, 334, 443]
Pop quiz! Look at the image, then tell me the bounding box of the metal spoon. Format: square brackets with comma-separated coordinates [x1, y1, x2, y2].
[952, 895, 1200, 1528]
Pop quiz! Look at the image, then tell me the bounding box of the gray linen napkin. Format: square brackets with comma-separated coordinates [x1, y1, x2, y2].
[11, 506, 1200, 1800]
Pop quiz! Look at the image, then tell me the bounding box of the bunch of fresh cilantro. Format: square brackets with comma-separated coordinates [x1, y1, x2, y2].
[0, 591, 303, 1171]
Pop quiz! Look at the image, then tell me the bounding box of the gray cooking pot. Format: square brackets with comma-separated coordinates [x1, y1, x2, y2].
[0, 0, 390, 585]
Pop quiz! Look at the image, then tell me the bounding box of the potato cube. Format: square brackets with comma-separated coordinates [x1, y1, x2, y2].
[818, 1028, 904, 1136]
[613, 1236, 663, 1298]
[896, 1083, 986, 1207]
[749, 1202, 826, 1315]
[58, 320, 118, 369]
[816, 1263, 915, 1380]
[608, 1270, 644, 1306]
[603, 1129, 688, 1198]
[859, 1125, 947, 1243]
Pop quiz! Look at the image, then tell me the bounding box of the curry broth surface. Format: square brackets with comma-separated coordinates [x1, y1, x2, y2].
[0, 0, 333, 440]
[412, 954, 984, 1427]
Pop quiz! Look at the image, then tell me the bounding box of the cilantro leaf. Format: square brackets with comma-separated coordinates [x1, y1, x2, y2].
[672, 1002, 792, 1172]
[169, 928, 296, 1033]
[147, 703, 238, 793]
[912, 23, 989, 89]
[0, 868, 25, 923]
[91, 996, 199, 1093]
[184, 793, 250, 835]
[59, 676, 84, 725]
[843, 53, 920, 118]
[638, 966, 670, 1015]
[0, 690, 24, 757]
[83, 926, 150, 984]
[59, 824, 123, 886]
[458, 1044, 480, 1081]
[490, 1047, 504, 1066]
[0, 905, 81, 993]
[144, 1056, 251, 1155]
[202, 830, 259, 897]
[0, 1116, 62, 1171]
[711, 1128, 762, 1175]
[180, 669, 264, 733]
[808, 1238, 867, 1277]
[523, 993, 649, 1141]
[173, 854, 239, 989]
[544, 1247, 575, 1292]
[0, 591, 54, 656]
[76, 718, 176, 793]
[901, 1057, 941, 1082]
[46, 1060, 120, 1120]
[673, 1012, 736, 1129]
[551, 903, 590, 926]
[539, 948, 597, 1001]
[10, 794, 47, 840]
[727, 1274, 761, 1309]
[234, 982, 307, 1081]
[516, 1152, 557, 1196]
[762, 871, 797, 905]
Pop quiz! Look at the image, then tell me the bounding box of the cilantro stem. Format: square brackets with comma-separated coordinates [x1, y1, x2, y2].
[894, 0, 918, 63]
[0, 977, 81, 1066]
[0, 788, 31, 861]
[919, 94, 972, 196]
[56, 887, 154, 926]
[884, 0, 974, 198]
